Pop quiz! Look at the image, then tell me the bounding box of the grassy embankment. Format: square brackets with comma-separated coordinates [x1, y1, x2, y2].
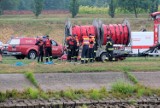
[0, 14, 159, 101]
[0, 13, 154, 44]
[1, 56, 160, 73]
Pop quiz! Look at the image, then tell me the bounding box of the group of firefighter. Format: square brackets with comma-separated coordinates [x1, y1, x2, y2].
[35, 35, 53, 63]
[66, 34, 114, 63]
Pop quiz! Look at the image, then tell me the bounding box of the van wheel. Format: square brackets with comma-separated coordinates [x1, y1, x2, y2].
[28, 50, 37, 59]
[100, 53, 107, 62]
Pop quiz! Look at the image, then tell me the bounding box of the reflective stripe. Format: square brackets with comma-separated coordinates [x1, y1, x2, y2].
[81, 58, 85, 60]
[107, 42, 112, 45]
[108, 48, 114, 51]
[82, 36, 89, 45]
[85, 58, 89, 61]
[105, 57, 108, 60]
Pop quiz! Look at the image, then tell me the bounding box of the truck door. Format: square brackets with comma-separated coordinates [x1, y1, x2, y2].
[51, 40, 62, 56]
[158, 25, 160, 44]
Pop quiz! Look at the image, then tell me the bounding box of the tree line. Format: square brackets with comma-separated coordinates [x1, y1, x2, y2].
[0, 0, 159, 18]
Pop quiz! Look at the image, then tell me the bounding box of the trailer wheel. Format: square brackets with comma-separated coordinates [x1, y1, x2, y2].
[100, 53, 107, 62]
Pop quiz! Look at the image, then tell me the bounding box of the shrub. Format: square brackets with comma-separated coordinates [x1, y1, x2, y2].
[0, 92, 6, 102]
[89, 89, 101, 100]
[62, 90, 77, 100]
[79, 6, 108, 14]
[25, 88, 39, 99]
[111, 80, 136, 95]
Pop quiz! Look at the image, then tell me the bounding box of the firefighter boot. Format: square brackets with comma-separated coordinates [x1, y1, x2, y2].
[46, 57, 49, 63]
[81, 58, 85, 64]
[74, 57, 77, 62]
[50, 56, 53, 61]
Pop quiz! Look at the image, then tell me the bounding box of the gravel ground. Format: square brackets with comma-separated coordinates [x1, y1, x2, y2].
[0, 72, 160, 92]
[35, 72, 127, 91]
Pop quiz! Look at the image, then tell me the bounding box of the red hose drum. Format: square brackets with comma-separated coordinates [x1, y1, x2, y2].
[101, 23, 130, 45]
[66, 19, 130, 46]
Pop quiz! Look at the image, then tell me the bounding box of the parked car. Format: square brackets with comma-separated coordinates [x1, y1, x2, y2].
[3, 37, 64, 59]
[0, 41, 3, 50]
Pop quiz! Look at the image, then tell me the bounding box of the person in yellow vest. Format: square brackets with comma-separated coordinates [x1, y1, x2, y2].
[89, 34, 95, 63]
[105, 36, 115, 61]
[81, 35, 89, 64]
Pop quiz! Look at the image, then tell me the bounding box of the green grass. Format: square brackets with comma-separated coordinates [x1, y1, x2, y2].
[0, 84, 160, 102]
[124, 71, 138, 84]
[24, 71, 39, 88]
[111, 80, 136, 95]
[25, 88, 39, 99]
[1, 57, 160, 73]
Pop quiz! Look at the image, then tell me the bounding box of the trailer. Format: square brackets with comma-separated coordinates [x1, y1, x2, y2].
[65, 19, 131, 61]
[127, 12, 160, 57]
[64, 12, 160, 60]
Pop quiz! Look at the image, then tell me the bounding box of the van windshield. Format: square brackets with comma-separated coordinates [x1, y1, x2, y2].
[8, 39, 20, 45]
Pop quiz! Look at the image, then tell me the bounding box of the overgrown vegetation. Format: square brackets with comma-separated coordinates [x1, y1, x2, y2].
[24, 71, 39, 88]
[0, 81, 160, 102]
[124, 71, 138, 84]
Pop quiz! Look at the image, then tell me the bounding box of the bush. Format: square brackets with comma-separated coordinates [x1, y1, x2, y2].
[62, 90, 78, 100]
[89, 89, 101, 100]
[79, 6, 108, 14]
[111, 80, 136, 95]
[25, 88, 39, 99]
[0, 92, 6, 102]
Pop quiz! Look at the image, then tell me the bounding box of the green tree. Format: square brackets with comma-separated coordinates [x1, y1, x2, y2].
[18, 0, 33, 10]
[108, 0, 117, 18]
[33, 0, 44, 18]
[117, 0, 150, 18]
[69, 0, 79, 18]
[150, 0, 159, 13]
[0, 0, 19, 15]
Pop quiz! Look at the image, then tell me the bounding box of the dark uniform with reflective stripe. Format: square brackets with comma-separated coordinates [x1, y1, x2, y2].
[81, 35, 89, 64]
[74, 36, 79, 62]
[35, 38, 44, 62]
[89, 35, 95, 62]
[106, 37, 114, 61]
[44, 36, 52, 62]
[66, 36, 77, 62]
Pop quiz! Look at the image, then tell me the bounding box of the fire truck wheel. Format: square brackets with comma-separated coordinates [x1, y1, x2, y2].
[28, 50, 37, 59]
[100, 53, 107, 62]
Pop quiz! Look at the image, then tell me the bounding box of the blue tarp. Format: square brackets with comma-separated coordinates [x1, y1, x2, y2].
[44, 61, 54, 65]
[14, 62, 25, 66]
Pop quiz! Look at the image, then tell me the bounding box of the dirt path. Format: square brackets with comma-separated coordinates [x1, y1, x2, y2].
[0, 72, 160, 91]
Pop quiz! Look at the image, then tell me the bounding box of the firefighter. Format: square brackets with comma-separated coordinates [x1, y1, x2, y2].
[89, 34, 95, 63]
[105, 36, 114, 61]
[66, 35, 77, 62]
[35, 38, 44, 63]
[66, 35, 72, 62]
[81, 35, 89, 64]
[0, 41, 3, 63]
[74, 35, 79, 62]
[44, 35, 52, 62]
